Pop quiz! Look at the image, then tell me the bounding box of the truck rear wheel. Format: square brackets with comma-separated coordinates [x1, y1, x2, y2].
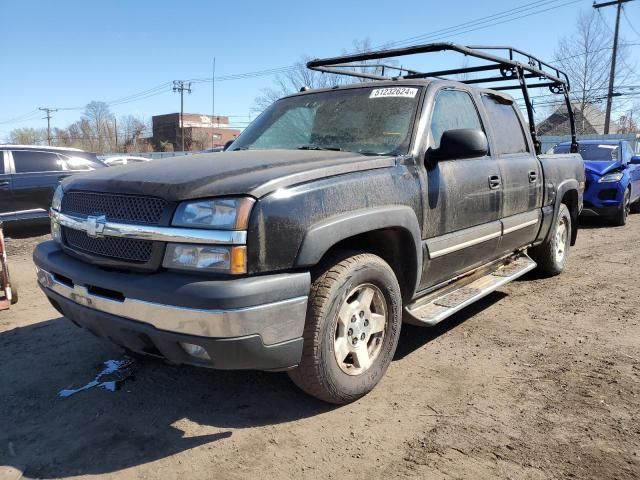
[288, 252, 402, 404]
[529, 203, 571, 277]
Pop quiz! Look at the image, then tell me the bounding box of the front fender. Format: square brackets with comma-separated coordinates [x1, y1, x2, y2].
[295, 205, 423, 294]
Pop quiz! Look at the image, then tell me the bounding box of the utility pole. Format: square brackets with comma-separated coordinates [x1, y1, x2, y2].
[39, 107, 57, 145]
[592, 0, 634, 134]
[173, 80, 192, 152]
[114, 118, 118, 152]
[212, 57, 216, 150]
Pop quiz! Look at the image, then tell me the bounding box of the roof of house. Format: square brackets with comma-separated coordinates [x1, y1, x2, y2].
[537, 102, 605, 136]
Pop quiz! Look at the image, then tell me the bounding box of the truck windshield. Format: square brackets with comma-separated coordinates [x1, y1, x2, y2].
[553, 143, 619, 161]
[232, 86, 422, 156]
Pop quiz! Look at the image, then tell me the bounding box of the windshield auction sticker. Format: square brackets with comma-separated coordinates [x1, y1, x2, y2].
[370, 87, 418, 99]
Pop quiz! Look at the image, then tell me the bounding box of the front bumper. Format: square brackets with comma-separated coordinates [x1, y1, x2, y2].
[581, 175, 625, 217]
[34, 241, 310, 370]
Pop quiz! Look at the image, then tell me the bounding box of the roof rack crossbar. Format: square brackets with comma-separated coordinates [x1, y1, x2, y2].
[306, 42, 577, 154]
[403, 63, 507, 79]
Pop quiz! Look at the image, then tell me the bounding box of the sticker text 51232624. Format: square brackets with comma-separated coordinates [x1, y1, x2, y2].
[370, 87, 418, 99]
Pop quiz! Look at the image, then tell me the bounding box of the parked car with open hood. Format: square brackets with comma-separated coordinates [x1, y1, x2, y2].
[553, 139, 640, 225]
[34, 44, 584, 404]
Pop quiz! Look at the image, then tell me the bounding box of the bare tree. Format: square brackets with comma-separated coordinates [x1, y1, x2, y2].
[82, 101, 115, 152]
[118, 115, 148, 150]
[554, 10, 632, 134]
[8, 127, 47, 145]
[253, 38, 395, 112]
[615, 104, 639, 134]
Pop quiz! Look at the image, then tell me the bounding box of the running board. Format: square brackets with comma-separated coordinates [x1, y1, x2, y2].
[404, 254, 536, 327]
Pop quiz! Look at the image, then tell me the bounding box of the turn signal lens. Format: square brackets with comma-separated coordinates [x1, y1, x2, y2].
[230, 246, 247, 275]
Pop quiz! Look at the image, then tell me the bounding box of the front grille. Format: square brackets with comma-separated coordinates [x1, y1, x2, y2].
[63, 227, 153, 263]
[62, 191, 167, 225]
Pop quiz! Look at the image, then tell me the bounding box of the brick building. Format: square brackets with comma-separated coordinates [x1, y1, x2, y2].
[152, 113, 241, 151]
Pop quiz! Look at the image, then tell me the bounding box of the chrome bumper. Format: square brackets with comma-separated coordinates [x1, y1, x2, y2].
[36, 267, 308, 345]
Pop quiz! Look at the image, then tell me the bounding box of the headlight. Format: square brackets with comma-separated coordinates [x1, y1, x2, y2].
[50, 186, 64, 243]
[163, 244, 247, 274]
[598, 172, 624, 183]
[51, 185, 64, 212]
[172, 197, 255, 230]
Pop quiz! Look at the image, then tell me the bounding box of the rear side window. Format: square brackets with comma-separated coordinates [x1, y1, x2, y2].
[13, 150, 63, 173]
[430, 90, 483, 149]
[481, 95, 528, 155]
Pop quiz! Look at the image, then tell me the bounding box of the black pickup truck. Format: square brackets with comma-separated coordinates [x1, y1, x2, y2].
[34, 44, 584, 403]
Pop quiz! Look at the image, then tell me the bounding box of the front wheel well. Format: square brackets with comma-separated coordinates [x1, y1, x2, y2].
[314, 228, 418, 302]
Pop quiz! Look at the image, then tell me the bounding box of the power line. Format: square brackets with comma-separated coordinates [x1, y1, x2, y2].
[0, 109, 41, 125]
[622, 5, 640, 39]
[376, 0, 569, 49]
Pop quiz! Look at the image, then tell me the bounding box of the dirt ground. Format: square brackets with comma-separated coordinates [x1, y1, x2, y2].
[1, 217, 638, 480]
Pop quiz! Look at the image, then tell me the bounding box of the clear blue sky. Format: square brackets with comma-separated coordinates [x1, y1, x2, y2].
[1, 0, 638, 139]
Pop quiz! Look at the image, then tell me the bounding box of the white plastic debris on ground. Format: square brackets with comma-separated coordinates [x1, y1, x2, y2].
[58, 358, 135, 398]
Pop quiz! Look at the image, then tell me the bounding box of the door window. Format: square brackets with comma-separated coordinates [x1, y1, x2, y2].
[430, 90, 483, 149]
[13, 150, 63, 173]
[481, 95, 528, 155]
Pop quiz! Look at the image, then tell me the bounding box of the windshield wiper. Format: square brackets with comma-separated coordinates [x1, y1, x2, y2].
[297, 145, 342, 151]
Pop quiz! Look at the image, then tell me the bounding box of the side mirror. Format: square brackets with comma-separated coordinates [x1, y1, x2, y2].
[428, 128, 488, 164]
[631, 155, 640, 165]
[223, 140, 235, 151]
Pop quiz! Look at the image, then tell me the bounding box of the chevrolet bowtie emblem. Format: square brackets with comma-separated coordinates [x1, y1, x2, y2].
[85, 215, 106, 238]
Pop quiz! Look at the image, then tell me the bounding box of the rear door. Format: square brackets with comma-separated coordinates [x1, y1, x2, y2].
[0, 151, 12, 218]
[420, 88, 502, 289]
[481, 94, 543, 255]
[9, 149, 66, 218]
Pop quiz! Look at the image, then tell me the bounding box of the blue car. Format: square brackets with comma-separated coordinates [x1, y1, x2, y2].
[553, 140, 640, 226]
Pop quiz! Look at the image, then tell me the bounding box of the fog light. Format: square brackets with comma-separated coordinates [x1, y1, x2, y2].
[180, 342, 210, 360]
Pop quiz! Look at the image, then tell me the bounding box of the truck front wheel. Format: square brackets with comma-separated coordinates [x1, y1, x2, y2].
[288, 252, 402, 404]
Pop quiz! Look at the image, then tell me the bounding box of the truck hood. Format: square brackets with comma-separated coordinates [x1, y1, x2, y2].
[62, 149, 396, 201]
[584, 160, 623, 176]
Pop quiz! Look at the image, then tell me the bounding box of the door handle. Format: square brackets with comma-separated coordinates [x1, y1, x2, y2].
[0, 181, 9, 189]
[488, 175, 501, 189]
[528, 171, 538, 183]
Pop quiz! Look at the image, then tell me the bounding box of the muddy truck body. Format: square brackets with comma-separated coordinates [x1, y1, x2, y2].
[34, 44, 584, 403]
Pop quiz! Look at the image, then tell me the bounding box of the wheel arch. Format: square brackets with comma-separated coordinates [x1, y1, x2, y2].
[553, 180, 579, 246]
[295, 206, 422, 301]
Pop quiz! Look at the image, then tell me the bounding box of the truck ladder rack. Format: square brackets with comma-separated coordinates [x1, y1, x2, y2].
[307, 43, 578, 154]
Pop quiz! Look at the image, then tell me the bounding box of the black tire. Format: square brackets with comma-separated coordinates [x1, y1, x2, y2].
[288, 251, 402, 404]
[612, 188, 630, 226]
[529, 203, 571, 277]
